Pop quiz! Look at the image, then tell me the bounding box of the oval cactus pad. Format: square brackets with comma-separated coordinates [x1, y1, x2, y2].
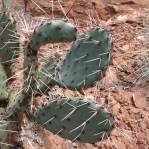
[34, 98, 114, 143]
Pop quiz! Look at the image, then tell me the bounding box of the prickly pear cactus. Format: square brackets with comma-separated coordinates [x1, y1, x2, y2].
[0, 15, 114, 147]
[0, 63, 8, 101]
[57, 28, 112, 90]
[34, 98, 114, 143]
[25, 19, 77, 95]
[0, 12, 19, 77]
[23, 18, 77, 93]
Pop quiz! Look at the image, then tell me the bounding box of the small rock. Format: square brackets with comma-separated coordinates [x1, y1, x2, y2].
[112, 102, 121, 115]
[131, 93, 145, 109]
[122, 44, 130, 51]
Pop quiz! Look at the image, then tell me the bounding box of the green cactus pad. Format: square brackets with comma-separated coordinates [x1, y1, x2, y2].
[37, 55, 61, 93]
[0, 63, 8, 101]
[0, 13, 19, 76]
[57, 28, 112, 90]
[34, 98, 114, 143]
[31, 19, 77, 48]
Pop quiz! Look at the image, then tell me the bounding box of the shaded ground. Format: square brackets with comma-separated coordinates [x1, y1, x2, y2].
[1, 0, 149, 149]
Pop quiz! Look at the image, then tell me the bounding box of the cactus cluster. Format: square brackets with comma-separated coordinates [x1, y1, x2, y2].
[0, 11, 114, 147]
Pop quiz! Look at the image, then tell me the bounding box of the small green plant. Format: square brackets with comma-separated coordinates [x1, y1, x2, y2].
[0, 12, 114, 148]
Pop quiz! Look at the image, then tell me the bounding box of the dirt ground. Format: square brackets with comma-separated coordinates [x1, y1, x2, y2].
[1, 0, 149, 149]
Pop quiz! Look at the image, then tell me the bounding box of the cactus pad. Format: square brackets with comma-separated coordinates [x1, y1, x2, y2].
[0, 13, 19, 76]
[31, 19, 77, 48]
[57, 28, 112, 90]
[34, 98, 114, 143]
